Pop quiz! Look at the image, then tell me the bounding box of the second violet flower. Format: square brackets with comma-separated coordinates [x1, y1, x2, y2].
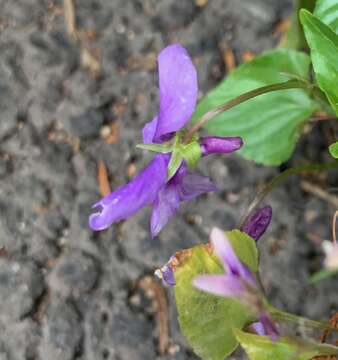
[193, 228, 279, 339]
[89, 44, 243, 237]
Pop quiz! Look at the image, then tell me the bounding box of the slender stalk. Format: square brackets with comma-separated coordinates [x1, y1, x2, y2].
[239, 161, 338, 228]
[333, 210, 338, 245]
[183, 79, 308, 144]
[269, 306, 336, 332]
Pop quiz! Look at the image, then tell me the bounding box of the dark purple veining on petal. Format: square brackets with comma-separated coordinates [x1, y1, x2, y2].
[89, 154, 169, 231]
[200, 136, 243, 156]
[242, 205, 272, 241]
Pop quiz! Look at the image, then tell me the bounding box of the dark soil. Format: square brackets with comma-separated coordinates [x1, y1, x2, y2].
[0, 0, 337, 359]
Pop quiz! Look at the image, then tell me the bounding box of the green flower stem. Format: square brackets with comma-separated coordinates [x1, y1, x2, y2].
[239, 161, 338, 228]
[183, 79, 310, 144]
[268, 306, 336, 332]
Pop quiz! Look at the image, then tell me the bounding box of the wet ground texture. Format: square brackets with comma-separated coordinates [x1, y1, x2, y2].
[0, 0, 337, 359]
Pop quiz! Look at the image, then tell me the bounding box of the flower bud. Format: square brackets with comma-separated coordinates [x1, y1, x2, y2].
[199, 136, 243, 156]
[242, 205, 272, 241]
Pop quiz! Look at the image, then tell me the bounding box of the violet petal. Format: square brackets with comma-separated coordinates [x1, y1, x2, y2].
[250, 322, 266, 336]
[142, 44, 198, 143]
[211, 228, 244, 275]
[259, 312, 279, 340]
[200, 136, 243, 156]
[89, 154, 169, 231]
[193, 274, 243, 297]
[142, 116, 158, 144]
[162, 265, 176, 286]
[150, 183, 181, 238]
[178, 171, 218, 201]
[242, 206, 272, 241]
[210, 228, 257, 287]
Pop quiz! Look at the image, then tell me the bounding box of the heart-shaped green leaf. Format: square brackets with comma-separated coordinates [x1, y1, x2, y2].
[174, 230, 258, 360]
[234, 328, 338, 360]
[314, 0, 338, 33]
[191, 49, 319, 166]
[300, 10, 338, 115]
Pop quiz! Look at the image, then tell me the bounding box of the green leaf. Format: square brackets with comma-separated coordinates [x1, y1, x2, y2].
[300, 10, 338, 115]
[314, 0, 338, 33]
[192, 49, 319, 165]
[309, 267, 338, 283]
[174, 230, 258, 360]
[279, 0, 317, 49]
[329, 141, 338, 158]
[234, 328, 338, 360]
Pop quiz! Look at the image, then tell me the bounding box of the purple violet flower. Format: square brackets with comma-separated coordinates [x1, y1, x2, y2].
[193, 227, 279, 339]
[89, 44, 242, 237]
[242, 205, 272, 241]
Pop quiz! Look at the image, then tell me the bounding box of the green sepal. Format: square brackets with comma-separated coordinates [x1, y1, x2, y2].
[167, 149, 184, 180]
[136, 143, 173, 153]
[181, 140, 202, 169]
[234, 328, 338, 360]
[166, 132, 202, 180]
[329, 141, 338, 158]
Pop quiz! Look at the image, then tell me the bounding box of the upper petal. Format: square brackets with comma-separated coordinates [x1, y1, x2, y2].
[153, 44, 198, 143]
[210, 228, 242, 274]
[210, 228, 256, 288]
[89, 154, 169, 231]
[150, 182, 181, 238]
[193, 274, 243, 298]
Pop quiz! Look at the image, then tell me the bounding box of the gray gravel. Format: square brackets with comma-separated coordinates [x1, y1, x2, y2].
[0, 0, 337, 359]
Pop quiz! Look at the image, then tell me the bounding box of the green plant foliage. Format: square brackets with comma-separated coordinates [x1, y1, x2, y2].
[174, 230, 258, 360]
[191, 49, 319, 165]
[167, 133, 201, 180]
[300, 10, 338, 115]
[309, 267, 338, 283]
[329, 141, 338, 158]
[279, 0, 316, 49]
[234, 328, 338, 360]
[314, 0, 338, 32]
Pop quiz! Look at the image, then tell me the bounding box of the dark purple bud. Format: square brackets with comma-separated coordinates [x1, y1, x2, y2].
[242, 205, 272, 241]
[200, 136, 243, 156]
